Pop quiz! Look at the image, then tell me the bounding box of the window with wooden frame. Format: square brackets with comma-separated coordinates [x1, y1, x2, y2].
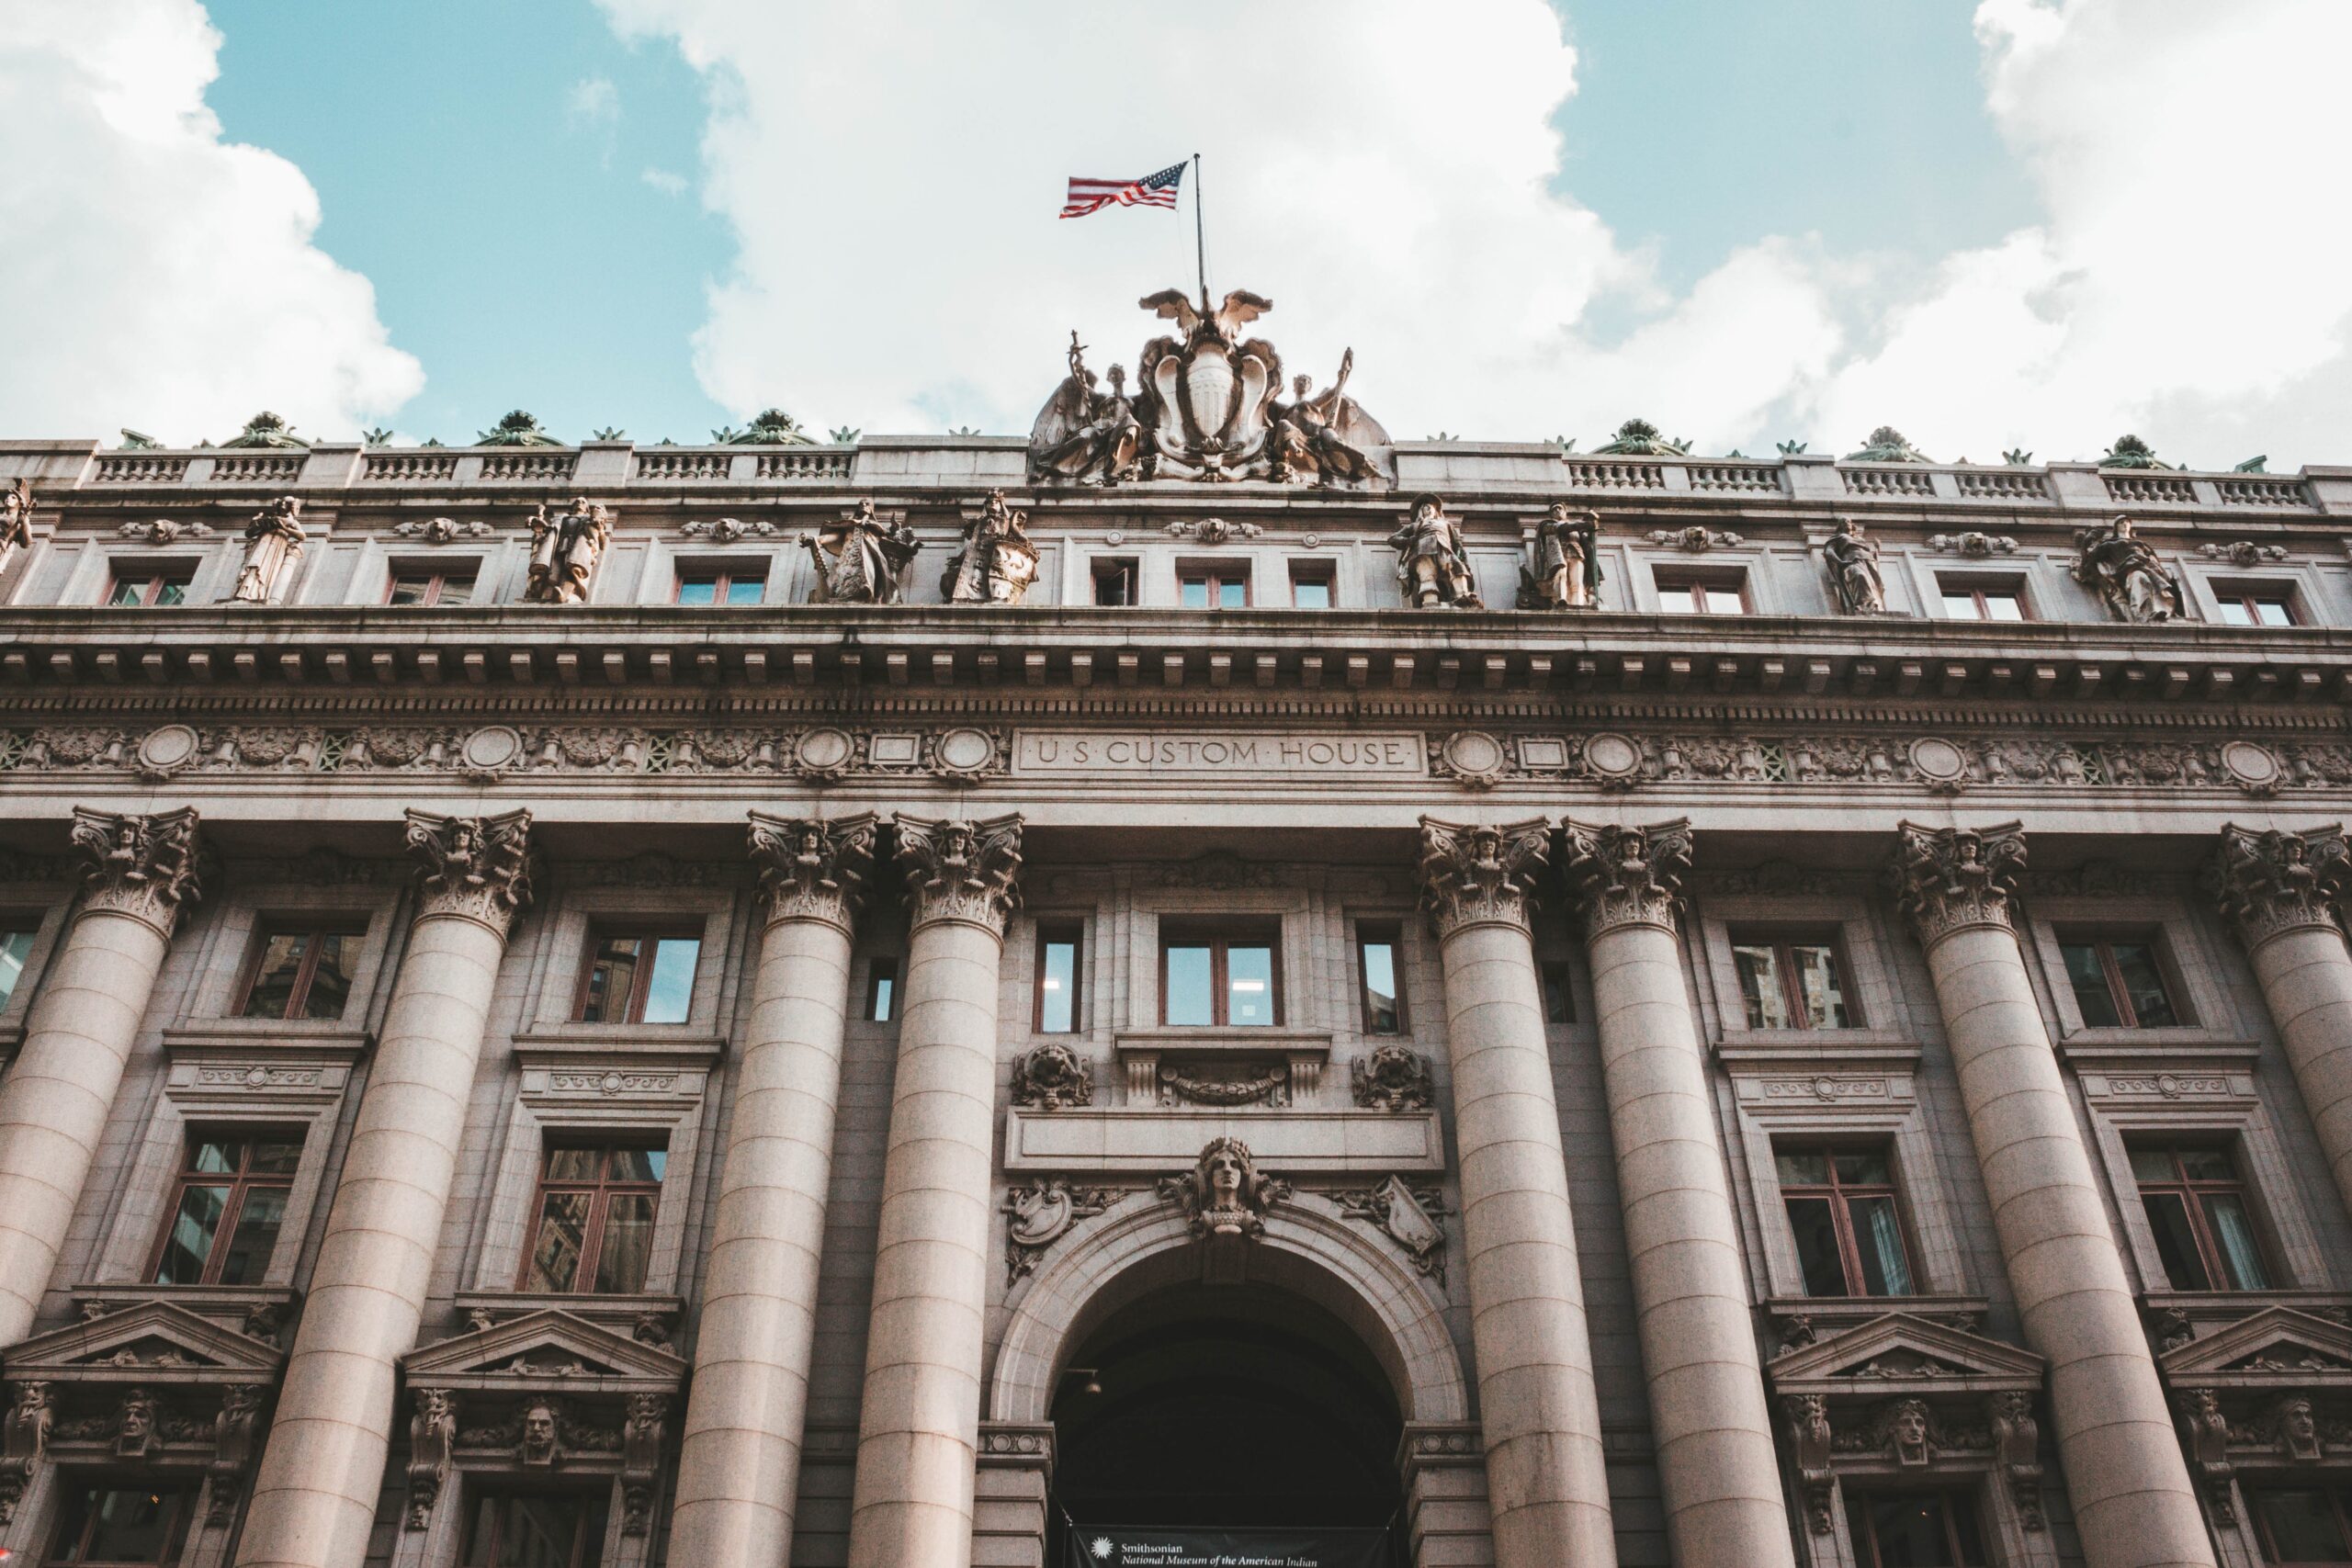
[236, 923, 364, 1021]
[674, 567, 766, 605]
[460, 1489, 611, 1568]
[1654, 570, 1747, 615]
[1091, 558, 1138, 606]
[1936, 575, 2029, 622]
[1177, 564, 1250, 608]
[152, 1131, 303, 1286]
[1160, 923, 1280, 1027]
[2128, 1141, 2274, 1292]
[2245, 1483, 2352, 1565]
[574, 927, 702, 1024]
[1035, 923, 1080, 1033]
[2058, 931, 2185, 1028]
[0, 922, 38, 1012]
[2212, 582, 2301, 627]
[46, 1483, 194, 1567]
[519, 1142, 667, 1295]
[1844, 1488, 1987, 1568]
[1729, 931, 1854, 1029]
[1288, 561, 1335, 609]
[1776, 1142, 1917, 1297]
[865, 956, 899, 1022]
[105, 566, 193, 607]
[386, 568, 476, 606]
[1356, 923, 1405, 1034]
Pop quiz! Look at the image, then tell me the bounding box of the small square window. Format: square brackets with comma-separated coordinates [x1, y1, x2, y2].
[2058, 932, 2183, 1029]
[1844, 1489, 1986, 1568]
[1729, 933, 1853, 1029]
[1540, 961, 1576, 1025]
[49, 1483, 195, 1565]
[1776, 1141, 1916, 1297]
[387, 569, 476, 606]
[238, 924, 364, 1021]
[1179, 567, 1250, 608]
[461, 1489, 611, 1568]
[1091, 558, 1138, 606]
[1035, 924, 1080, 1033]
[1357, 923, 1404, 1034]
[152, 1131, 304, 1286]
[1656, 573, 1747, 615]
[2128, 1141, 2273, 1292]
[0, 924, 37, 1011]
[2214, 585, 2300, 627]
[676, 569, 766, 605]
[1289, 562, 1335, 609]
[1937, 577, 2028, 621]
[107, 568, 193, 607]
[865, 957, 899, 1022]
[575, 927, 702, 1023]
[1160, 923, 1281, 1027]
[521, 1141, 667, 1294]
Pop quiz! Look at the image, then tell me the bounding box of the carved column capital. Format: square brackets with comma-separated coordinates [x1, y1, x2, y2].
[748, 811, 878, 933]
[2211, 823, 2350, 949]
[1417, 817, 1550, 938]
[1560, 818, 1691, 937]
[404, 809, 534, 935]
[894, 813, 1023, 936]
[1891, 821, 2026, 947]
[70, 806, 203, 935]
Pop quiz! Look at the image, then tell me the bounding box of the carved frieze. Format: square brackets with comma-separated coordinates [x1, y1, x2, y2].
[2211, 823, 2349, 948]
[1419, 817, 1549, 938]
[406, 808, 534, 933]
[1891, 821, 2025, 947]
[896, 813, 1023, 934]
[71, 805, 203, 933]
[1561, 818, 1690, 937]
[748, 811, 877, 931]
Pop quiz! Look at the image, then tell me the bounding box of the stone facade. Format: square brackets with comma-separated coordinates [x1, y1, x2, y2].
[3, 389, 2352, 1568]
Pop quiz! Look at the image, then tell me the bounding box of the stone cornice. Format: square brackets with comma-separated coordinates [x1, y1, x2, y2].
[747, 810, 877, 933]
[895, 812, 1023, 936]
[2211, 823, 2350, 949]
[1560, 818, 1692, 937]
[1891, 821, 2027, 948]
[69, 805, 202, 935]
[1417, 817, 1549, 939]
[405, 808, 534, 935]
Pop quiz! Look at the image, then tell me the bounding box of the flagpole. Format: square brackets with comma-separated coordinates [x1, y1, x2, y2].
[1192, 151, 1207, 310]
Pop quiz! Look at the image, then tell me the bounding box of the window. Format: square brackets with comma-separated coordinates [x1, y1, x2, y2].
[2130, 1142, 2272, 1292]
[152, 1133, 302, 1285]
[1178, 568, 1250, 608]
[1288, 562, 1334, 609]
[1777, 1143, 1916, 1297]
[237, 925, 362, 1021]
[1845, 1490, 1986, 1568]
[1035, 925, 1080, 1033]
[2059, 934, 2182, 1028]
[675, 569, 765, 605]
[388, 569, 476, 606]
[1730, 934, 1852, 1029]
[2249, 1485, 2352, 1565]
[461, 1490, 610, 1568]
[1655, 574, 1747, 615]
[106, 568, 192, 607]
[1938, 579, 2028, 621]
[1161, 926, 1280, 1027]
[521, 1143, 667, 1294]
[865, 957, 899, 1022]
[2215, 587, 2300, 627]
[47, 1483, 192, 1566]
[1091, 558, 1138, 606]
[1357, 924, 1404, 1034]
[575, 929, 700, 1024]
[1541, 961, 1576, 1025]
[0, 924, 36, 1011]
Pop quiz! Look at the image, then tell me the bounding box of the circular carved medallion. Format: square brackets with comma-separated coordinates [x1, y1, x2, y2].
[793, 728, 855, 773]
[460, 726, 523, 773]
[2221, 740, 2281, 791]
[1583, 732, 1643, 781]
[1441, 730, 1507, 785]
[135, 724, 200, 774]
[933, 728, 997, 775]
[1909, 737, 1968, 784]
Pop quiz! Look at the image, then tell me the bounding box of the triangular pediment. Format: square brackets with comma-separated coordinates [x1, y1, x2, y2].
[2, 1300, 283, 1382]
[2160, 1307, 2352, 1384]
[401, 1308, 686, 1391]
[1770, 1312, 2044, 1395]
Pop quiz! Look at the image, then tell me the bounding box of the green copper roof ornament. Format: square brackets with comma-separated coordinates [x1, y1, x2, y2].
[2234, 455, 2267, 473]
[117, 429, 160, 451]
[477, 410, 562, 447]
[1845, 426, 1931, 463]
[2099, 433, 2171, 469]
[1593, 418, 1689, 457]
[220, 411, 308, 449]
[2002, 447, 2032, 466]
[1776, 440, 1808, 457]
[830, 426, 861, 444]
[713, 409, 817, 446]
[362, 427, 394, 447]
[591, 427, 627, 442]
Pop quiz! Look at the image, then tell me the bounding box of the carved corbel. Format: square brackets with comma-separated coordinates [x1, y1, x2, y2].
[404, 1389, 458, 1529]
[71, 806, 204, 934]
[1417, 817, 1549, 939]
[1987, 1392, 2045, 1531]
[405, 809, 534, 934]
[747, 811, 877, 933]
[620, 1393, 669, 1536]
[206, 1384, 267, 1527]
[1559, 818, 1691, 938]
[1889, 821, 2026, 948]
[2176, 1388, 2236, 1524]
[895, 813, 1023, 935]
[0, 1382, 53, 1525]
[2211, 823, 2349, 949]
[1783, 1393, 1835, 1535]
[1879, 1396, 1935, 1467]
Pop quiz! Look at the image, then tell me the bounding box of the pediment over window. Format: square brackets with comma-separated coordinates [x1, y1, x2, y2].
[3, 1300, 284, 1387]
[401, 1308, 686, 1398]
[1769, 1311, 2044, 1399]
[2160, 1306, 2352, 1393]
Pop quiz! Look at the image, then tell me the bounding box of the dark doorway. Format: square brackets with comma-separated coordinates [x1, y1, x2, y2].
[1050, 1281, 1404, 1540]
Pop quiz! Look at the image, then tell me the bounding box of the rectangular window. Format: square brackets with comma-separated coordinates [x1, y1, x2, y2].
[106, 569, 193, 607]
[2214, 587, 2300, 627]
[1289, 562, 1335, 609]
[1730, 935, 1852, 1029]
[1160, 925, 1280, 1027]
[522, 1143, 667, 1294]
[2059, 934, 2182, 1028]
[237, 925, 363, 1021]
[1091, 558, 1138, 606]
[1845, 1490, 1986, 1568]
[47, 1483, 193, 1566]
[1178, 568, 1250, 608]
[1035, 924, 1080, 1033]
[1541, 961, 1576, 1025]
[675, 569, 765, 605]
[575, 929, 701, 1024]
[1777, 1143, 1916, 1297]
[2248, 1485, 2352, 1564]
[1655, 574, 1747, 615]
[0, 925, 37, 1011]
[1938, 579, 2028, 621]
[461, 1490, 611, 1568]
[387, 570, 476, 606]
[153, 1132, 303, 1286]
[2129, 1142, 2273, 1292]
[1357, 924, 1404, 1034]
[865, 956, 899, 1022]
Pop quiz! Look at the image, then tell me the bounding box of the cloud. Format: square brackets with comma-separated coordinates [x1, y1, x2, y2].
[641, 166, 687, 197]
[567, 73, 619, 128]
[0, 1, 421, 446]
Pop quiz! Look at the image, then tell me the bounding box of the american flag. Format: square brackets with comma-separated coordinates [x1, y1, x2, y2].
[1060, 162, 1185, 220]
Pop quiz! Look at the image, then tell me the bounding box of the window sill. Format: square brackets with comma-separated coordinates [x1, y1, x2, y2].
[1114, 1027, 1332, 1057]
[161, 1021, 373, 1057]
[1716, 1029, 1920, 1065]
[2056, 1032, 2260, 1069]
[511, 1025, 725, 1061]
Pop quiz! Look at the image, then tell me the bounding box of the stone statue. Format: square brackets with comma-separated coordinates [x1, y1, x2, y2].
[1028, 333, 1143, 485]
[942, 490, 1039, 604]
[801, 500, 919, 604]
[405, 1389, 457, 1529]
[519, 1398, 562, 1467]
[1388, 494, 1482, 609]
[2073, 514, 2181, 623]
[0, 478, 30, 578]
[1159, 1136, 1290, 1240]
[1269, 351, 1389, 488]
[525, 497, 612, 604]
[1883, 1397, 1933, 1466]
[1520, 504, 1600, 610]
[1010, 1043, 1091, 1110]
[1132, 288, 1283, 480]
[231, 495, 306, 604]
[1824, 517, 1886, 615]
[2278, 1394, 2323, 1461]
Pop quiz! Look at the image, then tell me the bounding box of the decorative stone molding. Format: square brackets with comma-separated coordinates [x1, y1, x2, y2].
[1891, 820, 2026, 948]
[678, 514, 776, 542]
[70, 805, 203, 933]
[0, 1382, 51, 1524]
[118, 517, 212, 544]
[1783, 1393, 1835, 1534]
[1417, 816, 1549, 938]
[405, 1390, 456, 1529]
[2197, 540, 2288, 564]
[1163, 517, 1261, 544]
[1158, 1137, 1289, 1241]
[1559, 817, 1690, 937]
[895, 812, 1023, 935]
[1001, 1179, 1119, 1284]
[405, 807, 534, 933]
[207, 1382, 266, 1526]
[2160, 1306, 2352, 1525]
[746, 810, 876, 932]
[1645, 525, 1743, 551]
[619, 1393, 668, 1535]
[390, 515, 490, 543]
[1330, 1176, 1448, 1285]
[1351, 1044, 1434, 1111]
[1927, 531, 2017, 556]
[2211, 822, 2348, 948]
[1009, 1043, 1092, 1110]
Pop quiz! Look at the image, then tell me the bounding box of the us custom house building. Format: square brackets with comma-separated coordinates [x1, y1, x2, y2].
[2, 288, 2352, 1568]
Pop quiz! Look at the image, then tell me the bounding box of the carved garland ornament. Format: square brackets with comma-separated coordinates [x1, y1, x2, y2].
[1418, 816, 1549, 938]
[1560, 818, 1691, 937]
[405, 808, 534, 933]
[747, 811, 876, 931]
[2211, 823, 2349, 949]
[896, 812, 1023, 935]
[71, 805, 204, 933]
[1891, 821, 2026, 948]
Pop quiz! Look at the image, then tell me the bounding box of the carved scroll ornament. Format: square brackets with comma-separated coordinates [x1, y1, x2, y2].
[1784, 1393, 1834, 1534]
[0, 1382, 52, 1524]
[71, 805, 203, 933]
[1418, 816, 1549, 938]
[405, 808, 534, 933]
[2211, 823, 2349, 948]
[206, 1383, 266, 1526]
[1560, 818, 1691, 937]
[895, 813, 1023, 934]
[620, 1393, 668, 1536]
[1891, 821, 2025, 947]
[747, 811, 876, 931]
[405, 1388, 458, 1529]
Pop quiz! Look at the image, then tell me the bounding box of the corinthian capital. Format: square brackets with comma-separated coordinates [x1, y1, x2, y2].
[896, 813, 1023, 935]
[1418, 817, 1549, 938]
[1560, 818, 1691, 936]
[1892, 821, 2025, 946]
[404, 809, 534, 934]
[71, 806, 203, 934]
[2212, 823, 2349, 948]
[748, 811, 878, 932]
